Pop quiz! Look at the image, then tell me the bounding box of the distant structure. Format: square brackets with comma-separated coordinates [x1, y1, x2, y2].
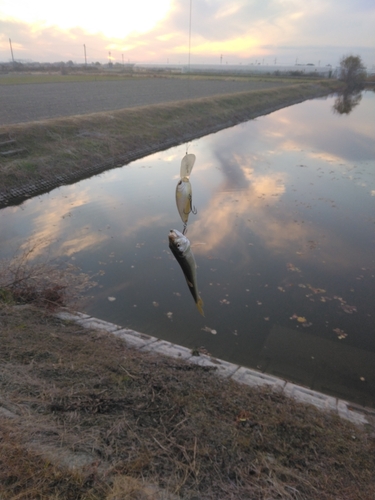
[133, 62, 336, 78]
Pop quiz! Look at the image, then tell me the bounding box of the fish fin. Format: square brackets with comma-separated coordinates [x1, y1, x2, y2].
[196, 297, 205, 317]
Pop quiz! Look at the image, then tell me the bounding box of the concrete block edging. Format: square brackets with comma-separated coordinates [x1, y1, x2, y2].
[55, 311, 373, 427]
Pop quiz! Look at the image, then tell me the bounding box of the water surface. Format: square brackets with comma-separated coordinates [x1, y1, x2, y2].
[1, 91, 374, 406]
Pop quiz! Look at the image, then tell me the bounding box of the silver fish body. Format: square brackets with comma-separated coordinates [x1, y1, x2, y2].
[175, 177, 193, 225]
[168, 229, 204, 316]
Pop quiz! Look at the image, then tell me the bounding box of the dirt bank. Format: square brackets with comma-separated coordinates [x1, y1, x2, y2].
[0, 80, 341, 207]
[1, 303, 374, 500]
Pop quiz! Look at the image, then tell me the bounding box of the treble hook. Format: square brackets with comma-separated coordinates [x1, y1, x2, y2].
[182, 223, 188, 235]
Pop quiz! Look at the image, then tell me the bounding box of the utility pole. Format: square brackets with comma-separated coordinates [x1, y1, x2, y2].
[83, 44, 87, 65]
[9, 38, 15, 63]
[122, 53, 124, 66]
[220, 54, 223, 64]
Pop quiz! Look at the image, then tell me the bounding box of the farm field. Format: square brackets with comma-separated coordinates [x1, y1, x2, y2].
[0, 74, 291, 125]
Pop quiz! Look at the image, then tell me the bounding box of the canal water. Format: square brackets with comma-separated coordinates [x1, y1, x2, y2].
[1, 91, 374, 407]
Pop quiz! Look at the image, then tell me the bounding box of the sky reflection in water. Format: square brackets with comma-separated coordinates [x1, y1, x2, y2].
[1, 92, 374, 406]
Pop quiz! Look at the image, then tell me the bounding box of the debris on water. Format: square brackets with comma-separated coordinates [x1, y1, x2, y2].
[166, 311, 173, 319]
[278, 286, 285, 292]
[290, 314, 307, 323]
[264, 317, 270, 321]
[108, 296, 116, 302]
[333, 328, 348, 339]
[201, 326, 217, 335]
[287, 263, 301, 273]
[220, 299, 230, 305]
[307, 284, 326, 294]
[341, 303, 357, 314]
[152, 301, 159, 307]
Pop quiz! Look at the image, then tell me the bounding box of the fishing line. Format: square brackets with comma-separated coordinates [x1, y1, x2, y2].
[186, 0, 192, 155]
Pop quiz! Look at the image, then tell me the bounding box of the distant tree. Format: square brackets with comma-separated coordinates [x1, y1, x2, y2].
[339, 55, 366, 89]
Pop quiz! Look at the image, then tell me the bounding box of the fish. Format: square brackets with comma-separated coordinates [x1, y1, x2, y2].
[168, 229, 204, 316]
[175, 177, 193, 225]
[180, 153, 196, 178]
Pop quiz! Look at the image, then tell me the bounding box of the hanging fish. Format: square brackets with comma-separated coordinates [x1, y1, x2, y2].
[168, 229, 204, 316]
[175, 176, 194, 226]
[180, 153, 196, 178]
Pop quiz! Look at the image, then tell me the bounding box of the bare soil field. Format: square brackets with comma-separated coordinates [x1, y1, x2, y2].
[0, 75, 292, 125]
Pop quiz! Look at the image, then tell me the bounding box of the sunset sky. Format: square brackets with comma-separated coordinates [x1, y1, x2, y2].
[1, 0, 374, 68]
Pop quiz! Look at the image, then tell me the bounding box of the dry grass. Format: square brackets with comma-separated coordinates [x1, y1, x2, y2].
[0, 242, 96, 310]
[0, 80, 342, 203]
[1, 303, 374, 500]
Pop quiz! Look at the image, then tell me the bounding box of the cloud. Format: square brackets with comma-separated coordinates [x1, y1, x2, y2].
[1, 0, 374, 66]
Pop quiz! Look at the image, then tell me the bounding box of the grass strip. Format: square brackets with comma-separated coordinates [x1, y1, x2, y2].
[0, 303, 374, 499]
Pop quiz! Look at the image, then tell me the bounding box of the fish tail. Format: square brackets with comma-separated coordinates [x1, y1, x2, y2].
[196, 296, 205, 317]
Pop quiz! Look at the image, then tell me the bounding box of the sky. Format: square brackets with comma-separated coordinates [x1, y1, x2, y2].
[1, 0, 374, 68]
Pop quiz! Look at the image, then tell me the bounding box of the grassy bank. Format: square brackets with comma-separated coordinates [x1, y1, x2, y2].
[0, 80, 342, 206]
[1, 303, 374, 500]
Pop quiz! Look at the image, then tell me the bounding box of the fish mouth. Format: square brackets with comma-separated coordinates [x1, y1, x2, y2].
[168, 229, 178, 242]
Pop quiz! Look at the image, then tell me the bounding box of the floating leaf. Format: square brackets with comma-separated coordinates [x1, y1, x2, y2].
[307, 284, 326, 294]
[297, 316, 307, 323]
[287, 263, 301, 272]
[108, 296, 116, 302]
[201, 326, 217, 335]
[333, 327, 348, 339]
[341, 304, 357, 314]
[220, 299, 230, 305]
